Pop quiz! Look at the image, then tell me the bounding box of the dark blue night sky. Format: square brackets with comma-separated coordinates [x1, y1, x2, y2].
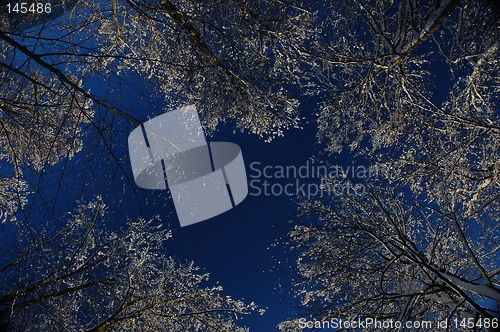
[110, 98, 334, 331]
[79, 71, 351, 330]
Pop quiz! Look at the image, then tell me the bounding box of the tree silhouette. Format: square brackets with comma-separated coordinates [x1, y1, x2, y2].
[0, 198, 261, 331]
[279, 178, 499, 331]
[310, 0, 500, 210]
[278, 0, 500, 330]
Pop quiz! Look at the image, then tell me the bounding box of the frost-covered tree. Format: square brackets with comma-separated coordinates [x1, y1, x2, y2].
[0, 175, 28, 223]
[91, 0, 310, 137]
[0, 0, 314, 221]
[0, 198, 260, 331]
[278, 178, 500, 331]
[310, 0, 500, 210]
[278, 0, 500, 330]
[0, 65, 93, 170]
[1, 0, 311, 139]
